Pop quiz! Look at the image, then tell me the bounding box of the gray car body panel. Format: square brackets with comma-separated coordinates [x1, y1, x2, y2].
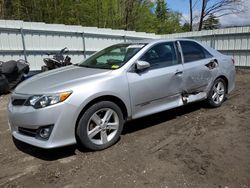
[8, 39, 235, 148]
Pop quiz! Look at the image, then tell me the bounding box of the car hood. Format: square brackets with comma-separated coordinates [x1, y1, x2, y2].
[15, 65, 112, 94]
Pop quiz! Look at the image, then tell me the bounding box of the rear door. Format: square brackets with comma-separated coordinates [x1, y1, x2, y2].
[179, 40, 218, 93]
[127, 42, 184, 119]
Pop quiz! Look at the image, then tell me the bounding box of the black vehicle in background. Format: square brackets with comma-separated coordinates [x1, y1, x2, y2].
[41, 47, 72, 72]
[0, 59, 30, 94]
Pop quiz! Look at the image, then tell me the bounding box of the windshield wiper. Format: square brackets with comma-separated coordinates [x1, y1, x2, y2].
[78, 64, 113, 70]
[77, 64, 93, 68]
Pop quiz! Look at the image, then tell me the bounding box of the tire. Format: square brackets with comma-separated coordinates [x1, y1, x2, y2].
[76, 101, 124, 150]
[207, 78, 226, 107]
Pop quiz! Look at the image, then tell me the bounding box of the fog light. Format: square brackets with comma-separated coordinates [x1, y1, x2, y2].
[38, 127, 52, 139]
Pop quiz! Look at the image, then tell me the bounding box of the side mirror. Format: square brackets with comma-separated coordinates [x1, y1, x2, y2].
[135, 60, 150, 72]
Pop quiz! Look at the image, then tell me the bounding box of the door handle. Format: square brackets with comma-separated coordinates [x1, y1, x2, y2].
[175, 70, 183, 75]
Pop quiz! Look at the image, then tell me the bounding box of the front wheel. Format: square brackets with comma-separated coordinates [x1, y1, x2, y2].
[207, 78, 226, 107]
[76, 101, 124, 150]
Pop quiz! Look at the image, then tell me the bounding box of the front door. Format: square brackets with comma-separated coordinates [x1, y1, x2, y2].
[127, 42, 184, 119]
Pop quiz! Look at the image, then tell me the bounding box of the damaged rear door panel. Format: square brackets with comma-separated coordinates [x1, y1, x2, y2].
[179, 40, 219, 96]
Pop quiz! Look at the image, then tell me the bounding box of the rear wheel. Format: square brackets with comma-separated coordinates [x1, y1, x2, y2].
[207, 78, 226, 107]
[76, 101, 124, 150]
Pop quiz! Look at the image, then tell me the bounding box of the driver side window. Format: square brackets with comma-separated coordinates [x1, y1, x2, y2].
[140, 42, 178, 69]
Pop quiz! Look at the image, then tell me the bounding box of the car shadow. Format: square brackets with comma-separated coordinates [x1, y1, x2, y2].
[122, 101, 206, 134]
[13, 137, 78, 161]
[13, 101, 206, 161]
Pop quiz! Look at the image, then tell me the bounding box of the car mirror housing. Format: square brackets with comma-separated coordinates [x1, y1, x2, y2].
[135, 60, 150, 72]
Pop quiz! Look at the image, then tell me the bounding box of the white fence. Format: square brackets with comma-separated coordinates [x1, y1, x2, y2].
[0, 20, 159, 70]
[0, 20, 250, 70]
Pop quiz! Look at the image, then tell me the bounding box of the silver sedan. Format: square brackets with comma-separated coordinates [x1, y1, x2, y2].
[8, 39, 235, 150]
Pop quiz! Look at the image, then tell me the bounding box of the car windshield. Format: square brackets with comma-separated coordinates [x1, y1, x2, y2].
[78, 43, 147, 69]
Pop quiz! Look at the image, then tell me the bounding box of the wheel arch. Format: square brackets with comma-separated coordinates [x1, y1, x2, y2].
[74, 95, 128, 138]
[215, 75, 229, 93]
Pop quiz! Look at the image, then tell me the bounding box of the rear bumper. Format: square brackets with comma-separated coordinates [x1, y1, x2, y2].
[227, 66, 236, 94]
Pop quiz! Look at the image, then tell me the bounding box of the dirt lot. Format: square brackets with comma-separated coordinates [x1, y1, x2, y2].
[0, 69, 250, 188]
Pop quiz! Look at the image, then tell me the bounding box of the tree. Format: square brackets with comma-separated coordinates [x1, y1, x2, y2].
[182, 23, 191, 32]
[134, 1, 157, 33]
[156, 0, 168, 21]
[0, 0, 187, 34]
[123, 0, 136, 30]
[198, 0, 244, 31]
[155, 0, 168, 34]
[0, 0, 14, 19]
[203, 14, 220, 29]
[154, 0, 182, 34]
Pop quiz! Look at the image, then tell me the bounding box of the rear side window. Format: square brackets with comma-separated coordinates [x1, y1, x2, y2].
[140, 42, 178, 69]
[180, 41, 212, 63]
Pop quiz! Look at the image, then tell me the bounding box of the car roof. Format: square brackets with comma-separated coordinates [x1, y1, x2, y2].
[125, 38, 197, 45]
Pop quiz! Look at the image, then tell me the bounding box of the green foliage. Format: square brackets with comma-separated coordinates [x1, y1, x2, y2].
[156, 0, 168, 21]
[155, 1, 182, 34]
[182, 23, 191, 32]
[0, 0, 186, 34]
[203, 14, 220, 30]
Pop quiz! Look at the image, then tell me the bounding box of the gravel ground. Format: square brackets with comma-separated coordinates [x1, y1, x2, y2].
[0, 69, 249, 188]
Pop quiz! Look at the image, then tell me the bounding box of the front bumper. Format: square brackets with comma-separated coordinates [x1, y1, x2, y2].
[8, 95, 78, 149]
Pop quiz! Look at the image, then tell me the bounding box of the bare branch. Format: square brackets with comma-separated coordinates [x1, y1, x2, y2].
[198, 0, 245, 30]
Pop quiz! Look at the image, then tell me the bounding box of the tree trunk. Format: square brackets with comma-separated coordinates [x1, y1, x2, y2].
[198, 0, 207, 31]
[0, 0, 4, 18]
[189, 0, 193, 31]
[96, 0, 100, 27]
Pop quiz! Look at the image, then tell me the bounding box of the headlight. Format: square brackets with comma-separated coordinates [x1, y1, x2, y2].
[25, 91, 72, 109]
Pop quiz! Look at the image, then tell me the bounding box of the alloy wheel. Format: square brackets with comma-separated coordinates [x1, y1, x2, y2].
[211, 81, 225, 104]
[86, 108, 119, 145]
